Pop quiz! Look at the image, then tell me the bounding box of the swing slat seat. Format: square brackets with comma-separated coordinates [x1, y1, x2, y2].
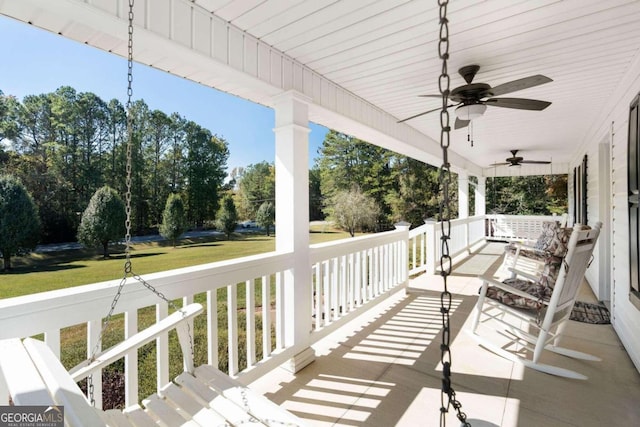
[469, 222, 602, 380]
[0, 303, 309, 427]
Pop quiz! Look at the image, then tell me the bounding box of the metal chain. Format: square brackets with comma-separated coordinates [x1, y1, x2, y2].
[87, 0, 194, 405]
[437, 1, 470, 426]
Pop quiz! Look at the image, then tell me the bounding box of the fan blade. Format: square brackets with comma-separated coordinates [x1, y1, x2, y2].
[485, 97, 551, 111]
[417, 94, 442, 98]
[490, 162, 510, 166]
[454, 118, 470, 129]
[490, 75, 552, 96]
[397, 105, 454, 123]
[520, 160, 551, 164]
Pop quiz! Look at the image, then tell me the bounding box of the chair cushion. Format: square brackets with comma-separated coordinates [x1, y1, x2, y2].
[533, 221, 561, 252]
[485, 277, 551, 311]
[538, 253, 564, 289]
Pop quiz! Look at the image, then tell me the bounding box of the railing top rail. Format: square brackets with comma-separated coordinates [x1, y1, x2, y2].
[309, 228, 406, 263]
[409, 215, 486, 237]
[485, 214, 562, 221]
[0, 250, 294, 340]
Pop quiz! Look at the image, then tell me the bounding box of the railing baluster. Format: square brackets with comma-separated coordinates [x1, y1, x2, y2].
[227, 284, 238, 376]
[340, 255, 347, 316]
[124, 309, 138, 408]
[275, 272, 284, 350]
[156, 302, 169, 393]
[246, 279, 256, 368]
[314, 265, 322, 329]
[261, 275, 271, 359]
[206, 289, 218, 368]
[355, 250, 362, 306]
[348, 253, 355, 312]
[323, 260, 331, 323]
[87, 319, 103, 409]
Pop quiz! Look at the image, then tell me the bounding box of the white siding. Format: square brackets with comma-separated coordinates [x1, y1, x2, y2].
[575, 50, 640, 372]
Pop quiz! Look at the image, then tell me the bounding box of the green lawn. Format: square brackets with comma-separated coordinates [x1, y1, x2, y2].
[0, 224, 355, 299]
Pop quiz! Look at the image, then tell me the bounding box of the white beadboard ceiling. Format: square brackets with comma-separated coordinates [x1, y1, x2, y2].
[3, 0, 640, 175]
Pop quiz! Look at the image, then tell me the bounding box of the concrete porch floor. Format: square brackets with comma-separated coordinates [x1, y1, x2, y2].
[249, 243, 640, 426]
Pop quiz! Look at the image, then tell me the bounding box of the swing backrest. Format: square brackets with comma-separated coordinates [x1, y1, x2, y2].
[0, 303, 204, 427]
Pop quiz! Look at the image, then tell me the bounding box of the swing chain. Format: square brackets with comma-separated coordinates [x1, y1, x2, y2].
[88, 0, 194, 405]
[124, 0, 134, 268]
[436, 1, 470, 426]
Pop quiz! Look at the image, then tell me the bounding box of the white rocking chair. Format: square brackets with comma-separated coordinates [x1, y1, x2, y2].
[0, 303, 308, 427]
[469, 222, 602, 380]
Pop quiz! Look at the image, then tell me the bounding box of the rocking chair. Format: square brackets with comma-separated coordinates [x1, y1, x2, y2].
[0, 303, 308, 427]
[502, 215, 569, 279]
[469, 222, 602, 380]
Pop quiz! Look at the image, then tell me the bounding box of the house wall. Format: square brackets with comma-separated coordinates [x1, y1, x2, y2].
[574, 50, 640, 372]
[583, 144, 601, 297]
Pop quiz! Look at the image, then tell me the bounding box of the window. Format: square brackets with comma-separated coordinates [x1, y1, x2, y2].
[573, 155, 587, 225]
[628, 94, 640, 304]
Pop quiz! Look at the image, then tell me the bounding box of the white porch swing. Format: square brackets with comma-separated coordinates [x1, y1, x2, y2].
[0, 2, 308, 426]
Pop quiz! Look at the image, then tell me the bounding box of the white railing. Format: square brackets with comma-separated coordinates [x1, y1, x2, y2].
[409, 216, 487, 275]
[0, 214, 561, 409]
[485, 214, 565, 242]
[309, 226, 409, 339]
[0, 251, 295, 408]
[0, 227, 410, 409]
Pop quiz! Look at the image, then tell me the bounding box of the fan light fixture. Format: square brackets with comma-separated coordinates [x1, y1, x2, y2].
[455, 103, 486, 120]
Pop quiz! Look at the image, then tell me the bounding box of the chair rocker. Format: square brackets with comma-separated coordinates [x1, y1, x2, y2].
[469, 222, 602, 380]
[0, 303, 308, 427]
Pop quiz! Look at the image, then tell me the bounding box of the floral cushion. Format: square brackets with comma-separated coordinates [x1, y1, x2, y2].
[485, 277, 551, 311]
[490, 225, 572, 310]
[533, 221, 561, 252]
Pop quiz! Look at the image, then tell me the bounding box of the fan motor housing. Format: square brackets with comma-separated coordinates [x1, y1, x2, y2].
[450, 83, 492, 102]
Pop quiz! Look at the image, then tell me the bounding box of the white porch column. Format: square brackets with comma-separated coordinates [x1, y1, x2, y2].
[475, 176, 486, 216]
[273, 90, 315, 372]
[458, 172, 469, 219]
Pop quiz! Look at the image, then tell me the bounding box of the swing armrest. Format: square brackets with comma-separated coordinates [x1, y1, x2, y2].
[70, 303, 203, 382]
[478, 274, 549, 306]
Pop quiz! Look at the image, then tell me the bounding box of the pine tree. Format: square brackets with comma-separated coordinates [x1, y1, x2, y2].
[256, 201, 275, 236]
[0, 175, 41, 270]
[77, 186, 126, 258]
[159, 193, 187, 247]
[216, 195, 238, 240]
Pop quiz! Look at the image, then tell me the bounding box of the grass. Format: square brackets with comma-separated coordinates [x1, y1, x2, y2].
[1, 223, 356, 407]
[0, 225, 354, 299]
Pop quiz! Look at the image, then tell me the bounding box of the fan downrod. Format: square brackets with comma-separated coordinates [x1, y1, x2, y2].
[459, 64, 480, 84]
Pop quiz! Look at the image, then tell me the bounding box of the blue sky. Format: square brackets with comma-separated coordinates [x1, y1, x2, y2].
[0, 15, 328, 172]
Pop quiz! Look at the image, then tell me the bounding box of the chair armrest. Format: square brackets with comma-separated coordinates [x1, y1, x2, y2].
[507, 267, 541, 283]
[70, 303, 203, 381]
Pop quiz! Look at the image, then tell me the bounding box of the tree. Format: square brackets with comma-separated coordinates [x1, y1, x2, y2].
[147, 110, 172, 226]
[236, 161, 275, 219]
[159, 193, 187, 247]
[486, 175, 568, 215]
[184, 122, 229, 226]
[0, 175, 41, 270]
[216, 194, 238, 240]
[77, 186, 126, 258]
[309, 166, 323, 220]
[386, 157, 458, 225]
[327, 187, 379, 237]
[316, 130, 398, 229]
[256, 201, 275, 236]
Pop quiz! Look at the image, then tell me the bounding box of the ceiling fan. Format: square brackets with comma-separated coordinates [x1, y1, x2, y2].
[492, 150, 552, 167]
[398, 65, 553, 129]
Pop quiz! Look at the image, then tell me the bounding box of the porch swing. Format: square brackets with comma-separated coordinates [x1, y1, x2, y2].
[0, 3, 307, 426]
